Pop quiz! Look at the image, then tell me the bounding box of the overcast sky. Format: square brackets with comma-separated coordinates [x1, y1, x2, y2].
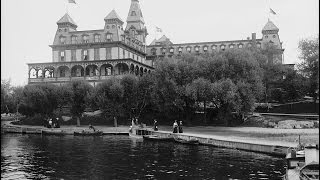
[1, 0, 319, 86]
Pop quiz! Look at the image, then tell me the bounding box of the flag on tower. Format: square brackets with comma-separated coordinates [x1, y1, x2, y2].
[156, 26, 162, 33]
[68, 0, 76, 4]
[270, 8, 276, 15]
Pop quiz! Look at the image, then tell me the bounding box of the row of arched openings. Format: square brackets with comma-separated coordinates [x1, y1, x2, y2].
[29, 63, 151, 78]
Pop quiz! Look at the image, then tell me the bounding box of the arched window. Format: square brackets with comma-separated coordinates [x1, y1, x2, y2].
[169, 48, 174, 53]
[83, 35, 89, 43]
[178, 47, 183, 54]
[238, 44, 243, 48]
[94, 34, 101, 42]
[106, 33, 113, 41]
[195, 46, 199, 52]
[60, 36, 66, 44]
[212, 45, 217, 50]
[220, 45, 225, 50]
[187, 47, 191, 53]
[229, 44, 234, 49]
[162, 48, 166, 55]
[71, 36, 78, 44]
[203, 46, 208, 52]
[131, 11, 137, 16]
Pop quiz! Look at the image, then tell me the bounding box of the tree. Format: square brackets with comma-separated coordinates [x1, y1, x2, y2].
[186, 78, 213, 124]
[69, 81, 93, 126]
[95, 78, 124, 126]
[298, 35, 319, 113]
[1, 79, 14, 114]
[212, 79, 238, 126]
[56, 85, 73, 115]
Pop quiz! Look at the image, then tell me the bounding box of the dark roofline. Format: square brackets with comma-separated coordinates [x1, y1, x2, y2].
[69, 29, 105, 34]
[148, 39, 263, 47]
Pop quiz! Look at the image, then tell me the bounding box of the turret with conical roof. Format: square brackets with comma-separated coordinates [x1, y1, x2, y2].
[125, 0, 148, 45]
[53, 13, 77, 45]
[261, 19, 281, 48]
[261, 19, 283, 64]
[104, 9, 124, 25]
[57, 13, 77, 30]
[104, 9, 124, 42]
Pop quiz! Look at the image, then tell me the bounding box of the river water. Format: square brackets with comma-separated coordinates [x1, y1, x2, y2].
[1, 134, 285, 179]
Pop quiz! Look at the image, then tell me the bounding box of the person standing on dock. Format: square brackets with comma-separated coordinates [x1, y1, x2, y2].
[153, 119, 158, 131]
[178, 121, 183, 133]
[173, 120, 178, 133]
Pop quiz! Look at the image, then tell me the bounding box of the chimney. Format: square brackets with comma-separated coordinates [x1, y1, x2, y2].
[252, 33, 256, 41]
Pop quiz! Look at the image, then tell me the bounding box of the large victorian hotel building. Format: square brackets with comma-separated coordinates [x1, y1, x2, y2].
[27, 0, 284, 86]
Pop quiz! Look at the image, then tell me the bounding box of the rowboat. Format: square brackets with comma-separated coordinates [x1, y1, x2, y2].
[283, 144, 319, 180]
[143, 135, 174, 142]
[42, 129, 65, 136]
[174, 137, 199, 145]
[74, 130, 103, 136]
[129, 132, 143, 139]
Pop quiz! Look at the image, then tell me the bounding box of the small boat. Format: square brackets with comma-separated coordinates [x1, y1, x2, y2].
[129, 132, 144, 139]
[174, 137, 199, 145]
[42, 129, 65, 136]
[143, 135, 174, 142]
[74, 130, 103, 136]
[283, 144, 319, 180]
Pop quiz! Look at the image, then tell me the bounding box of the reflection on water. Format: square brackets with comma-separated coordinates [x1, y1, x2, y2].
[1, 134, 285, 179]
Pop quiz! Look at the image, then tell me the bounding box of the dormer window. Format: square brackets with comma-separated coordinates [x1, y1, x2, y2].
[169, 48, 174, 53]
[83, 35, 89, 43]
[131, 11, 137, 16]
[162, 48, 166, 55]
[178, 47, 183, 54]
[195, 46, 199, 52]
[187, 47, 191, 53]
[229, 44, 234, 49]
[220, 45, 225, 50]
[151, 48, 157, 55]
[94, 34, 101, 42]
[131, 29, 135, 37]
[203, 46, 208, 52]
[60, 51, 65, 61]
[60, 36, 66, 44]
[238, 44, 243, 48]
[83, 50, 88, 60]
[106, 33, 113, 41]
[71, 36, 78, 44]
[212, 45, 217, 50]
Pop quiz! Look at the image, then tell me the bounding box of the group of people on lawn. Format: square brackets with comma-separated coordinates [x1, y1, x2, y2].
[45, 117, 60, 128]
[153, 119, 183, 133]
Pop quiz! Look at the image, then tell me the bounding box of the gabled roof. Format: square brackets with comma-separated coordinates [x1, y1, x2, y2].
[57, 13, 77, 27]
[262, 20, 279, 31]
[158, 35, 169, 42]
[126, 0, 145, 23]
[149, 35, 173, 45]
[104, 9, 123, 23]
